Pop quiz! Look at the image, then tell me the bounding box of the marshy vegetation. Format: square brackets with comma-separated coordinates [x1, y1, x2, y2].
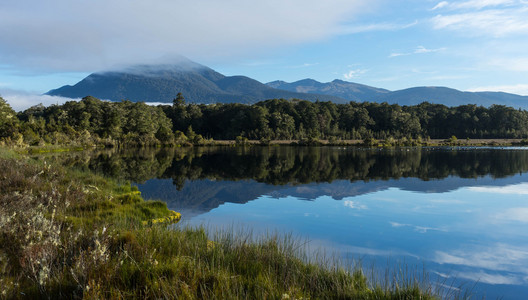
[0, 147, 447, 299]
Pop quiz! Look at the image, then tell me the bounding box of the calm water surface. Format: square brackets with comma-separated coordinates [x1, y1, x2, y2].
[61, 146, 528, 299]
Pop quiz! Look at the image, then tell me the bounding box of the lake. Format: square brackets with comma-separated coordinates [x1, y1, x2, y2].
[63, 146, 528, 299]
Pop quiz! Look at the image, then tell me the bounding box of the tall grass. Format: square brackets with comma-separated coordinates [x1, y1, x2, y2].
[0, 147, 447, 299]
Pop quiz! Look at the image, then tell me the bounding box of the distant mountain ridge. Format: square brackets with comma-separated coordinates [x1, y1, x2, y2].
[46, 58, 346, 104]
[267, 80, 528, 109]
[267, 78, 390, 102]
[46, 57, 528, 108]
[372, 86, 528, 108]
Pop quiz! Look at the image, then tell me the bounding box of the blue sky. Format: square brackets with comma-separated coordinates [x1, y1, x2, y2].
[1, 0, 528, 110]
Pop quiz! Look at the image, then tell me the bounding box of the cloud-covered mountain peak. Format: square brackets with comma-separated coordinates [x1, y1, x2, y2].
[46, 58, 346, 104]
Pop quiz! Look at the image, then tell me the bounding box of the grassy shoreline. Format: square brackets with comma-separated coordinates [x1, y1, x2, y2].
[0, 147, 445, 299]
[16, 138, 528, 156]
[220, 137, 528, 146]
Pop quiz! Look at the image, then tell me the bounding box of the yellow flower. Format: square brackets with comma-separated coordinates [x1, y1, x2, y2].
[207, 240, 215, 251]
[142, 211, 182, 226]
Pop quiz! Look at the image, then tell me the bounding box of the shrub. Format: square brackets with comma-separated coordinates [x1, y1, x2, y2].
[362, 136, 378, 147]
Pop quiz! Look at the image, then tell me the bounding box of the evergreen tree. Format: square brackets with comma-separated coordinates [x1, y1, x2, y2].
[0, 97, 19, 140]
[173, 93, 185, 107]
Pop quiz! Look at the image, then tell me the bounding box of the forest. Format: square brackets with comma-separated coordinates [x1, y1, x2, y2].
[1, 94, 528, 147]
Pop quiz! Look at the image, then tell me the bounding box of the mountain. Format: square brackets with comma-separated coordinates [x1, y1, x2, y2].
[267, 78, 390, 101]
[268, 79, 528, 109]
[46, 58, 347, 104]
[473, 91, 528, 107]
[372, 86, 528, 108]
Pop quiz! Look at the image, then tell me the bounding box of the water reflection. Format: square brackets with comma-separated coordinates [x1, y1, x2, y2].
[42, 146, 528, 299]
[46, 146, 528, 184]
[43, 146, 528, 213]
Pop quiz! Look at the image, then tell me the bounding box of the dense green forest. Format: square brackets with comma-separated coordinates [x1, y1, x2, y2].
[2, 94, 528, 146]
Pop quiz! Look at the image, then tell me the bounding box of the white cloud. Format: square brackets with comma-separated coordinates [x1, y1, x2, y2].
[389, 221, 446, 233]
[456, 271, 522, 285]
[467, 84, 528, 95]
[303, 212, 320, 218]
[389, 221, 409, 228]
[487, 57, 528, 72]
[343, 200, 367, 210]
[414, 45, 446, 54]
[434, 243, 528, 275]
[426, 75, 468, 81]
[389, 52, 406, 58]
[0, 91, 80, 112]
[432, 1, 450, 10]
[431, 7, 528, 37]
[340, 20, 418, 34]
[341, 245, 418, 258]
[434, 0, 517, 10]
[287, 63, 320, 69]
[0, 0, 373, 73]
[468, 183, 528, 195]
[144, 102, 169, 107]
[414, 226, 445, 233]
[495, 208, 528, 223]
[389, 46, 445, 58]
[343, 69, 368, 80]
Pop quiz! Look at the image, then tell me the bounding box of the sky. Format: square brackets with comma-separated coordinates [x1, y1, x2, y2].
[1, 0, 528, 110]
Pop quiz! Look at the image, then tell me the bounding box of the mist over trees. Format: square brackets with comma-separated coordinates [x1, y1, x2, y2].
[1, 95, 528, 146]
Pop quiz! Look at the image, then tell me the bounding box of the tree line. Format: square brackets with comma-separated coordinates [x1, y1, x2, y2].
[1, 94, 528, 147]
